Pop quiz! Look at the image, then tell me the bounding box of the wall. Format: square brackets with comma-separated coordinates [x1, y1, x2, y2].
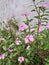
[0, 0, 49, 24]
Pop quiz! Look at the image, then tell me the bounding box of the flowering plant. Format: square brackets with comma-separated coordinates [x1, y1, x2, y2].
[0, 0, 49, 65]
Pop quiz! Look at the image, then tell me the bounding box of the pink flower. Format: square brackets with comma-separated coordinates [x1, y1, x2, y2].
[29, 34, 34, 42]
[9, 49, 14, 53]
[42, 3, 48, 8]
[24, 34, 34, 44]
[15, 38, 21, 45]
[1, 54, 5, 59]
[18, 56, 24, 63]
[39, 29, 42, 32]
[38, 27, 43, 32]
[19, 23, 27, 31]
[5, 27, 10, 31]
[25, 37, 30, 43]
[22, 12, 29, 17]
[46, 23, 49, 28]
[0, 38, 5, 42]
[0, 54, 5, 60]
[26, 45, 30, 50]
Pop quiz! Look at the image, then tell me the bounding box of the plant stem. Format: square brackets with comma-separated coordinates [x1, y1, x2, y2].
[26, 16, 30, 33]
[28, 24, 30, 33]
[33, 1, 41, 53]
[33, 2, 41, 33]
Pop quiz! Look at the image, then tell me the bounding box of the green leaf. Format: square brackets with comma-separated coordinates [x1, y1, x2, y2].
[32, 0, 35, 2]
[2, 46, 7, 51]
[25, 58, 30, 63]
[25, 18, 33, 25]
[42, 18, 48, 20]
[44, 44, 49, 50]
[41, 21, 48, 23]
[41, 14, 49, 17]
[45, 58, 49, 63]
[39, 6, 46, 12]
[31, 9, 36, 12]
[34, 16, 40, 19]
[29, 19, 33, 22]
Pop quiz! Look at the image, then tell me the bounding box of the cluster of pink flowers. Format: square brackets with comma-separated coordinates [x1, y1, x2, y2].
[0, 38, 5, 42]
[42, 3, 48, 8]
[15, 38, 21, 45]
[18, 56, 24, 63]
[19, 23, 27, 31]
[46, 23, 49, 28]
[5, 26, 10, 31]
[24, 34, 34, 43]
[0, 54, 5, 60]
